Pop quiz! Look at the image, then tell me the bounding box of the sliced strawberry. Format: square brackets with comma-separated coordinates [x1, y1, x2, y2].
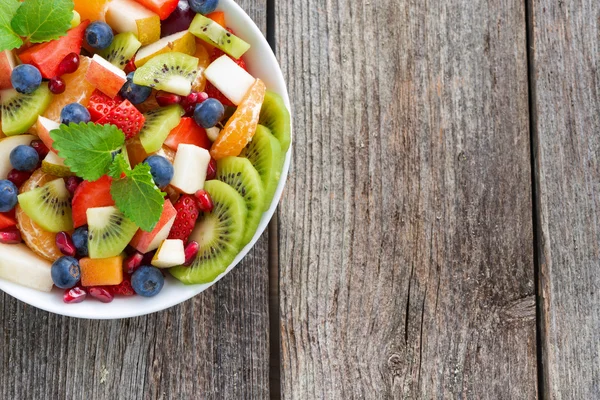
[72, 176, 115, 228]
[87, 90, 123, 122]
[204, 82, 235, 107]
[168, 194, 199, 243]
[164, 117, 211, 151]
[0, 212, 17, 230]
[97, 100, 146, 139]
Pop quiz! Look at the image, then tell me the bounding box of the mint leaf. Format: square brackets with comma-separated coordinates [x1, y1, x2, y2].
[51, 122, 125, 182]
[0, 0, 23, 51]
[12, 0, 74, 44]
[108, 152, 130, 179]
[111, 163, 165, 232]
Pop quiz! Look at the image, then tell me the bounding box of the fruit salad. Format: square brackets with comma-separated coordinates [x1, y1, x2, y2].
[0, 0, 290, 304]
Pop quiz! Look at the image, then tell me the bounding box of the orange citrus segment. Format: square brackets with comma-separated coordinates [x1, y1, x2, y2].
[191, 40, 210, 92]
[16, 170, 63, 262]
[80, 255, 124, 286]
[210, 79, 266, 160]
[74, 0, 112, 22]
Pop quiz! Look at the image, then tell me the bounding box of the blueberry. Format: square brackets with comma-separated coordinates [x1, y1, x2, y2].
[11, 64, 42, 94]
[194, 98, 224, 128]
[119, 72, 152, 105]
[85, 21, 114, 50]
[51, 256, 81, 289]
[10, 145, 39, 172]
[144, 155, 174, 188]
[72, 226, 89, 257]
[189, 0, 219, 14]
[131, 266, 164, 297]
[61, 103, 91, 125]
[0, 180, 18, 212]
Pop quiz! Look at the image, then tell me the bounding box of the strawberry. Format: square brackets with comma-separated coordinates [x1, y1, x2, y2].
[205, 82, 235, 107]
[87, 90, 123, 122]
[0, 212, 16, 230]
[168, 194, 200, 243]
[97, 99, 145, 139]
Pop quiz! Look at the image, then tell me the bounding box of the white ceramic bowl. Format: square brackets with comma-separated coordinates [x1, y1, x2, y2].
[0, 0, 291, 319]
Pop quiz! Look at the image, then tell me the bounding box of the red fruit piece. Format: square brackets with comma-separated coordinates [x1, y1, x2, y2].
[156, 91, 181, 107]
[206, 158, 217, 180]
[88, 287, 114, 303]
[124, 58, 137, 74]
[164, 117, 211, 151]
[124, 252, 144, 274]
[134, 0, 179, 20]
[210, 47, 247, 71]
[111, 276, 136, 296]
[49, 77, 66, 94]
[97, 100, 146, 139]
[7, 169, 32, 188]
[194, 189, 214, 213]
[72, 176, 115, 228]
[168, 195, 199, 242]
[0, 213, 16, 230]
[18, 21, 90, 79]
[57, 52, 80, 76]
[30, 140, 49, 159]
[183, 240, 199, 266]
[65, 176, 82, 197]
[56, 232, 77, 257]
[204, 82, 235, 107]
[0, 229, 21, 244]
[87, 90, 123, 122]
[64, 286, 87, 304]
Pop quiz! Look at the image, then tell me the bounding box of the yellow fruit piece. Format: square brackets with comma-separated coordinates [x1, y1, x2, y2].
[71, 11, 81, 28]
[105, 0, 161, 46]
[135, 31, 197, 68]
[74, 0, 112, 22]
[80, 255, 124, 287]
[136, 17, 161, 46]
[192, 41, 210, 92]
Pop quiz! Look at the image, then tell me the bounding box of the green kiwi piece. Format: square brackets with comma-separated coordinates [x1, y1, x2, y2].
[100, 32, 142, 70]
[87, 206, 138, 259]
[189, 14, 250, 59]
[1, 83, 52, 136]
[240, 124, 282, 211]
[216, 157, 265, 246]
[139, 105, 184, 153]
[17, 178, 73, 233]
[132, 52, 199, 96]
[259, 91, 291, 152]
[170, 180, 247, 284]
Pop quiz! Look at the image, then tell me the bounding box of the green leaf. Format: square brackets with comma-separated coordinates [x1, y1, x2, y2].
[12, 0, 74, 44]
[0, 0, 23, 51]
[107, 152, 130, 179]
[50, 122, 125, 182]
[111, 163, 165, 232]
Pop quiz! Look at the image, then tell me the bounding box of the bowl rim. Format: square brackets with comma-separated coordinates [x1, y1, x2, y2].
[0, 0, 292, 319]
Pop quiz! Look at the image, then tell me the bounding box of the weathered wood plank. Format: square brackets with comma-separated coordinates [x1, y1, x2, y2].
[529, 0, 600, 398]
[0, 2, 271, 399]
[276, 0, 536, 398]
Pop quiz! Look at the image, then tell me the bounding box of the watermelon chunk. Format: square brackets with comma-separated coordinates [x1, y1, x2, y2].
[71, 175, 115, 228]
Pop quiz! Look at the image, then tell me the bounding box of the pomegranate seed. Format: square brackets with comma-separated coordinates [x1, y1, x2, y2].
[124, 252, 144, 274]
[198, 92, 208, 102]
[30, 140, 49, 158]
[141, 250, 156, 266]
[124, 58, 137, 74]
[184, 241, 199, 266]
[7, 169, 32, 188]
[112, 277, 136, 296]
[64, 286, 87, 304]
[56, 231, 76, 256]
[194, 190, 214, 213]
[57, 52, 80, 76]
[48, 77, 66, 94]
[65, 176, 82, 196]
[88, 287, 114, 303]
[156, 91, 181, 107]
[0, 229, 21, 244]
[206, 158, 217, 181]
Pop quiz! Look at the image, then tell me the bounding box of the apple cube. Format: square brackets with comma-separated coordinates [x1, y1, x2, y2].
[37, 116, 60, 153]
[105, 0, 161, 46]
[151, 239, 185, 268]
[130, 199, 177, 253]
[0, 243, 53, 292]
[0, 51, 16, 90]
[0, 135, 35, 179]
[170, 144, 211, 194]
[86, 54, 128, 98]
[204, 55, 255, 105]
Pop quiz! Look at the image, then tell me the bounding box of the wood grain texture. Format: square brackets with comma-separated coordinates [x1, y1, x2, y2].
[276, 0, 537, 398]
[529, 0, 600, 398]
[0, 2, 271, 399]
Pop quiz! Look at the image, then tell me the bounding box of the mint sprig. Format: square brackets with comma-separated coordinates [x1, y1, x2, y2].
[0, 0, 23, 51]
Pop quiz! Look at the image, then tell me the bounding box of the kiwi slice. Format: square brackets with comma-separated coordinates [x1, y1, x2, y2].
[87, 206, 138, 259]
[133, 52, 199, 96]
[259, 91, 291, 152]
[139, 105, 184, 153]
[189, 14, 250, 59]
[17, 178, 73, 233]
[170, 180, 247, 284]
[100, 32, 142, 70]
[216, 157, 265, 246]
[240, 125, 282, 211]
[1, 83, 52, 136]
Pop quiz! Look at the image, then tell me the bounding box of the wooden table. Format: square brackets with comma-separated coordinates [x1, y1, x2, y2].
[1, 0, 599, 398]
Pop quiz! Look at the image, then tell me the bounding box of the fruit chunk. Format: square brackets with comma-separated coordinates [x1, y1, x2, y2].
[74, 0, 112, 22]
[138, 105, 183, 152]
[0, 135, 35, 179]
[134, 0, 178, 20]
[135, 30, 197, 67]
[41, 151, 73, 177]
[80, 255, 124, 286]
[87, 206, 138, 259]
[206, 11, 226, 28]
[100, 32, 142, 70]
[17, 178, 73, 233]
[18, 21, 90, 79]
[0, 243, 53, 291]
[164, 117, 211, 150]
[130, 199, 177, 253]
[168, 194, 199, 242]
[170, 180, 247, 284]
[204, 55, 255, 106]
[260, 91, 292, 152]
[171, 144, 211, 194]
[86, 54, 128, 98]
[133, 52, 199, 96]
[72, 175, 115, 228]
[86, 89, 123, 122]
[0, 212, 16, 230]
[1, 84, 53, 136]
[210, 79, 266, 159]
[105, 0, 161, 46]
[97, 99, 146, 139]
[0, 50, 17, 90]
[161, 0, 195, 37]
[189, 14, 250, 59]
[37, 116, 59, 153]
[151, 238, 185, 268]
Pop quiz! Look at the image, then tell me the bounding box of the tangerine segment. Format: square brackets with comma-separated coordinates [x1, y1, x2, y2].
[210, 79, 266, 160]
[191, 40, 210, 92]
[74, 0, 112, 22]
[16, 170, 63, 262]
